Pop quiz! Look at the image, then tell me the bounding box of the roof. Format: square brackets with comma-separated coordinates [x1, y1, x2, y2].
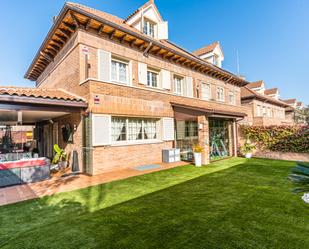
[192, 41, 222, 57]
[24, 2, 249, 87]
[282, 99, 297, 105]
[264, 88, 278, 95]
[0, 87, 85, 102]
[246, 81, 264, 89]
[124, 0, 162, 22]
[241, 87, 289, 108]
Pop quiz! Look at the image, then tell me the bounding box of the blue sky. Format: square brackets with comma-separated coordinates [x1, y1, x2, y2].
[0, 0, 308, 103]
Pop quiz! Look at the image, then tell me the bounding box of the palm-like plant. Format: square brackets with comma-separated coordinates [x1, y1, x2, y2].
[289, 162, 309, 193]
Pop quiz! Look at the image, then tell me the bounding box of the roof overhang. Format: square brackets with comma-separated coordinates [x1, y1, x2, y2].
[171, 103, 246, 118]
[25, 3, 249, 87]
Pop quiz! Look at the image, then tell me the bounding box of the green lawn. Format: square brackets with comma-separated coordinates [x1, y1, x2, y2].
[0, 158, 308, 249]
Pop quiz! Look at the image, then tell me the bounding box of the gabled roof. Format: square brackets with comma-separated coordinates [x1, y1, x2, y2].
[297, 101, 304, 107]
[241, 87, 289, 108]
[192, 42, 223, 57]
[282, 98, 297, 105]
[246, 80, 264, 89]
[0, 86, 85, 102]
[124, 0, 163, 23]
[24, 2, 249, 87]
[264, 88, 278, 95]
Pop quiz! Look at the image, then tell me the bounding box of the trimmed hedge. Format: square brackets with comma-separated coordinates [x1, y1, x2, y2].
[240, 125, 309, 153]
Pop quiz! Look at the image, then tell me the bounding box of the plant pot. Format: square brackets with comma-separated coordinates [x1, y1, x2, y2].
[194, 152, 202, 167]
[245, 153, 252, 158]
[58, 161, 68, 169]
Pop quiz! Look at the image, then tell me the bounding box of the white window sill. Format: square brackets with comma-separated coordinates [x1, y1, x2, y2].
[110, 139, 163, 147]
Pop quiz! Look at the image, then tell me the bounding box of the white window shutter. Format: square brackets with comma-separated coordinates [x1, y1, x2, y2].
[162, 118, 174, 141]
[92, 114, 111, 146]
[185, 77, 193, 97]
[158, 21, 168, 40]
[161, 69, 171, 89]
[138, 62, 147, 85]
[98, 50, 111, 82]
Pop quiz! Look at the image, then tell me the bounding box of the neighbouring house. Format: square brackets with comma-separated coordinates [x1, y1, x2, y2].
[0, 1, 249, 175]
[283, 99, 307, 124]
[240, 81, 291, 126]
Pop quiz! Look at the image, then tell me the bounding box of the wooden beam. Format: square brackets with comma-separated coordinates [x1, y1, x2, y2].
[130, 38, 137, 47]
[62, 22, 76, 32]
[120, 34, 127, 44]
[46, 47, 57, 56]
[139, 42, 146, 51]
[70, 12, 80, 27]
[58, 28, 71, 38]
[85, 19, 91, 30]
[162, 51, 169, 59]
[54, 33, 67, 43]
[143, 42, 153, 57]
[97, 24, 105, 35]
[40, 51, 53, 62]
[109, 29, 116, 39]
[50, 44, 61, 51]
[51, 39, 64, 46]
[155, 48, 163, 55]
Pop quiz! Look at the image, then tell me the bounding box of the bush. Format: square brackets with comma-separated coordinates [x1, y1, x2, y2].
[240, 125, 309, 153]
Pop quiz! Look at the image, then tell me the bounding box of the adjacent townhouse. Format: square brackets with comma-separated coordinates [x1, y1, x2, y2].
[0, 1, 249, 175]
[283, 99, 307, 124]
[240, 81, 291, 126]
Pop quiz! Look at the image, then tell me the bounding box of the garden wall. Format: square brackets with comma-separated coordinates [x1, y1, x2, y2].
[239, 125, 309, 162]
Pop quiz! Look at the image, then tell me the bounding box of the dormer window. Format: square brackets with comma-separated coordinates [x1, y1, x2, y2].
[143, 19, 155, 38]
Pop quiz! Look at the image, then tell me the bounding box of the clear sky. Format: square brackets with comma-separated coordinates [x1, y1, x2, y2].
[0, 0, 308, 103]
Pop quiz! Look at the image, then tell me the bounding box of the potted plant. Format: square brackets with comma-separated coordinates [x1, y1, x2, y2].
[240, 140, 256, 158]
[52, 144, 69, 169]
[193, 144, 204, 167]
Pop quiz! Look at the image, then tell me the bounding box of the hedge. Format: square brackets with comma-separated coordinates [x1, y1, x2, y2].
[240, 125, 309, 153]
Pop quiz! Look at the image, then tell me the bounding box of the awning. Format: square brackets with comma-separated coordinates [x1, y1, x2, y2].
[171, 103, 246, 120]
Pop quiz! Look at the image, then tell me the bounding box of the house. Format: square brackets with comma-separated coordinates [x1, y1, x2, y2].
[283, 99, 307, 124]
[192, 42, 224, 68]
[1, 1, 249, 175]
[241, 82, 291, 126]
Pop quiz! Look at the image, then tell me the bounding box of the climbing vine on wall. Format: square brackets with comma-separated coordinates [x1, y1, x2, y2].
[240, 125, 309, 153]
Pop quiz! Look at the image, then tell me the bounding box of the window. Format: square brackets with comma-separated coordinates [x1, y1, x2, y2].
[216, 87, 224, 101]
[263, 106, 267, 116]
[174, 75, 183, 95]
[184, 121, 198, 138]
[111, 58, 129, 84]
[111, 117, 158, 142]
[143, 19, 155, 37]
[201, 83, 211, 100]
[267, 107, 271, 117]
[147, 69, 158, 88]
[111, 117, 126, 142]
[228, 92, 235, 105]
[257, 105, 261, 116]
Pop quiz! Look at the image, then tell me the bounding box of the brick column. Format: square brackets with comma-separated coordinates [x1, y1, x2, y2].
[197, 115, 210, 165]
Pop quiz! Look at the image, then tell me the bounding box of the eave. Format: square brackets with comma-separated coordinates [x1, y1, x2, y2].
[25, 3, 249, 87]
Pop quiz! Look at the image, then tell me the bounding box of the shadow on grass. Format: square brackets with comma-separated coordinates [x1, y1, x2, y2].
[1, 158, 307, 249]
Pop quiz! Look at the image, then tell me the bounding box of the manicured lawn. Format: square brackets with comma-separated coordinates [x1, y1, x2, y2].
[0, 158, 308, 248]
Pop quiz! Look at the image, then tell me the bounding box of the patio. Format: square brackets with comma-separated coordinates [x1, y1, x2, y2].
[0, 161, 187, 206]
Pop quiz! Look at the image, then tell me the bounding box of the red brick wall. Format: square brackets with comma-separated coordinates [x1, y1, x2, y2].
[92, 141, 173, 174]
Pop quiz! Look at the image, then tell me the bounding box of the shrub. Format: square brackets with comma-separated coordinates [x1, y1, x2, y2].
[240, 125, 309, 153]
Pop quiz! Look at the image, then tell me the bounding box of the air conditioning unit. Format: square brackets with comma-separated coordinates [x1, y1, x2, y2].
[162, 149, 180, 163]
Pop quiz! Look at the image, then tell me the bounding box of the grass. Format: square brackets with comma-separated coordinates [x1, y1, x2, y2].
[0, 158, 308, 249]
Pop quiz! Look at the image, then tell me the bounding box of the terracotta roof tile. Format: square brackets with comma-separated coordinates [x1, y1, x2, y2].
[264, 88, 278, 95]
[241, 87, 289, 107]
[246, 81, 264, 89]
[282, 98, 297, 105]
[192, 42, 220, 56]
[0, 87, 85, 102]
